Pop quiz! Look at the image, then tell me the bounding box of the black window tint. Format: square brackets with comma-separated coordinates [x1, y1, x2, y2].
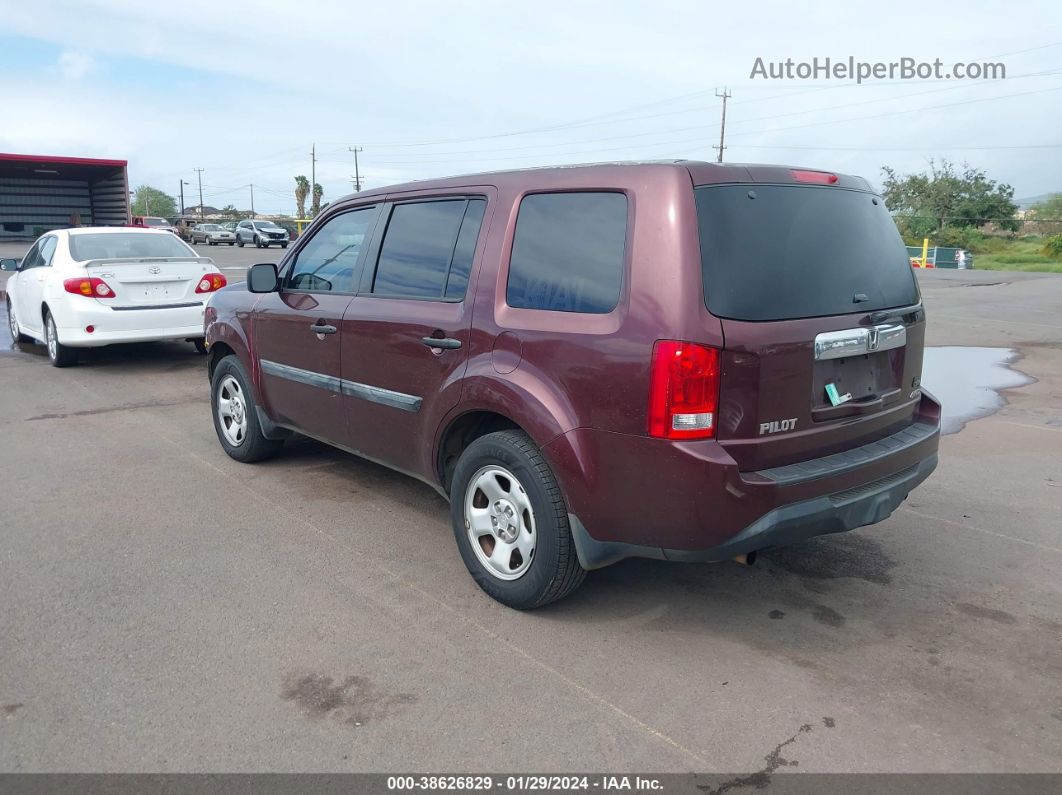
[444, 199, 486, 300]
[506, 192, 627, 313]
[695, 185, 919, 321]
[373, 200, 469, 298]
[288, 207, 375, 293]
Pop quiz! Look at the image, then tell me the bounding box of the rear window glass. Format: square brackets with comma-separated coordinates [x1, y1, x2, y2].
[69, 233, 194, 261]
[507, 192, 627, 314]
[695, 185, 919, 321]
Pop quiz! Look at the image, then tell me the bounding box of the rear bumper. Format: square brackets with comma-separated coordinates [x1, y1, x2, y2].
[51, 298, 206, 346]
[546, 392, 941, 569]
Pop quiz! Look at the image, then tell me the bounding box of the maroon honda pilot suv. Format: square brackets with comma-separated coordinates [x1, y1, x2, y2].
[204, 161, 940, 609]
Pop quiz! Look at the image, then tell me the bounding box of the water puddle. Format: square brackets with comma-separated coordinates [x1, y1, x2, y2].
[921, 347, 1035, 434]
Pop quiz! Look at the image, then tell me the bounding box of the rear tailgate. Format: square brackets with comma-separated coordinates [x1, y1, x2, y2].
[693, 176, 926, 472]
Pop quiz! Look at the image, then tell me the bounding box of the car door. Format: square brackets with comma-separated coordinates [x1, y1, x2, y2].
[17, 236, 57, 337]
[341, 194, 489, 476]
[253, 203, 382, 445]
[236, 220, 249, 243]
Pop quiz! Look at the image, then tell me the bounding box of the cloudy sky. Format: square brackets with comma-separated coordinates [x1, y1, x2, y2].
[2, 0, 1060, 215]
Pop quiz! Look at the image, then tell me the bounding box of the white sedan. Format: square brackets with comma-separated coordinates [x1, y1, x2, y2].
[2, 227, 228, 367]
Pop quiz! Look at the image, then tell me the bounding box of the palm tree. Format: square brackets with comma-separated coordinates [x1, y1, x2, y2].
[311, 183, 323, 217]
[294, 175, 310, 219]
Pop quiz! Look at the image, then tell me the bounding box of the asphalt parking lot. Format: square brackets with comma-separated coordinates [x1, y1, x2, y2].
[1, 253, 1060, 774]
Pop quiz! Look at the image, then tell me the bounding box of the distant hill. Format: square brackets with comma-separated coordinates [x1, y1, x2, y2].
[1015, 193, 1060, 209]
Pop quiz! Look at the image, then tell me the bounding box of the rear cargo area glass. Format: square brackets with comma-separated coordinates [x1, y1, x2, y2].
[695, 185, 918, 321]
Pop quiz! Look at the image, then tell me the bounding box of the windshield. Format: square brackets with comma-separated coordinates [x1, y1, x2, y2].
[256, 222, 281, 229]
[695, 185, 919, 321]
[69, 233, 196, 261]
[200, 225, 220, 231]
[142, 217, 168, 226]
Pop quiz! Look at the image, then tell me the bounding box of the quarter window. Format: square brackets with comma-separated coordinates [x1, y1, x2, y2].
[506, 192, 627, 313]
[287, 207, 376, 293]
[372, 198, 486, 300]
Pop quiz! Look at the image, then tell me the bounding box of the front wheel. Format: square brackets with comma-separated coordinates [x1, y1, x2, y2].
[254, 235, 263, 248]
[6, 300, 32, 344]
[210, 355, 282, 462]
[45, 312, 78, 367]
[280, 243, 288, 249]
[450, 430, 585, 609]
[237, 237, 244, 248]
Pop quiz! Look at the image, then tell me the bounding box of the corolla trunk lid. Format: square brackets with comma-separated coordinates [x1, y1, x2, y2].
[68, 230, 217, 308]
[693, 178, 926, 471]
[83, 257, 217, 307]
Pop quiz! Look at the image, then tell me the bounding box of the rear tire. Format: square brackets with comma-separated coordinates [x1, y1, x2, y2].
[450, 430, 585, 609]
[210, 355, 282, 462]
[45, 312, 78, 367]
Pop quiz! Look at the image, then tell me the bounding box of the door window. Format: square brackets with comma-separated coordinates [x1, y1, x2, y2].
[19, 241, 43, 270]
[38, 236, 58, 266]
[372, 198, 485, 300]
[286, 206, 377, 293]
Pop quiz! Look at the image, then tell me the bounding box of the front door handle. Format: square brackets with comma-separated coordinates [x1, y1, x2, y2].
[310, 322, 337, 335]
[422, 336, 461, 350]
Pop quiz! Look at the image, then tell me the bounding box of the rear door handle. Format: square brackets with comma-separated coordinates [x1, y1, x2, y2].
[422, 337, 461, 350]
[310, 322, 337, 335]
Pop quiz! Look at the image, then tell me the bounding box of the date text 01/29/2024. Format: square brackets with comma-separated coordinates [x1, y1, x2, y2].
[385, 776, 663, 791]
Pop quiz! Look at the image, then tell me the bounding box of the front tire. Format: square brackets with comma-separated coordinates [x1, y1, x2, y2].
[237, 236, 244, 248]
[6, 299, 32, 344]
[450, 430, 585, 609]
[193, 338, 208, 355]
[45, 312, 78, 367]
[210, 355, 282, 462]
[254, 235, 263, 248]
[280, 243, 288, 249]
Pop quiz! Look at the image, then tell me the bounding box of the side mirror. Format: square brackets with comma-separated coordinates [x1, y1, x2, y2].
[248, 263, 279, 293]
[0, 258, 19, 271]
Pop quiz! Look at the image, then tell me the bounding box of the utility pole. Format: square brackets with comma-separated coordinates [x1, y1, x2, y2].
[193, 168, 205, 219]
[178, 180, 189, 215]
[310, 143, 316, 200]
[714, 88, 731, 163]
[349, 146, 363, 192]
[249, 184, 255, 219]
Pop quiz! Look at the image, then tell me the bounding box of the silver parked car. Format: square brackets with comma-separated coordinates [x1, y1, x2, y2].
[235, 219, 290, 249]
[190, 223, 236, 246]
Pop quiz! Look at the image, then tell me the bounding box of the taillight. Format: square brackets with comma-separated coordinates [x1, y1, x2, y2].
[195, 273, 227, 293]
[791, 169, 838, 185]
[648, 340, 721, 440]
[64, 277, 115, 298]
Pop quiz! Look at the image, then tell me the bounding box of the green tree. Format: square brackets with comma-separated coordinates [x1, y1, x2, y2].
[1028, 194, 1062, 220]
[219, 204, 244, 220]
[131, 185, 177, 217]
[294, 175, 310, 219]
[311, 182, 323, 217]
[881, 159, 1019, 232]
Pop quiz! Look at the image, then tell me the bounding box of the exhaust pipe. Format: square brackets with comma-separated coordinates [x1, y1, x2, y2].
[733, 551, 757, 566]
